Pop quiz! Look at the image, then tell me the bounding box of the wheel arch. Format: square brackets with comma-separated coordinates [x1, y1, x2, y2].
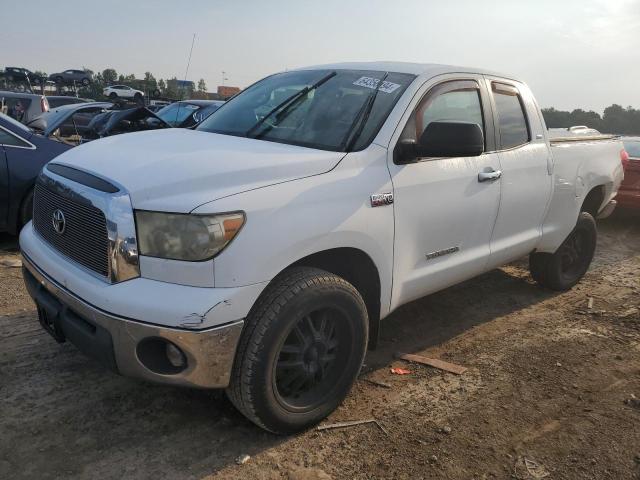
[275, 247, 382, 349]
[580, 185, 605, 217]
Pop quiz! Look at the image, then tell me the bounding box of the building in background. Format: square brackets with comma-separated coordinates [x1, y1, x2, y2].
[217, 85, 240, 99]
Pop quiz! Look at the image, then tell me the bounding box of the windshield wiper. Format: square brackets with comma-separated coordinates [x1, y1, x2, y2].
[245, 70, 336, 138]
[342, 72, 389, 152]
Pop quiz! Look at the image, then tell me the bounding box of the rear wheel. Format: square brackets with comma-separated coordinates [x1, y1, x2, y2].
[529, 212, 597, 291]
[81, 77, 90, 86]
[108, 92, 117, 100]
[226, 267, 368, 434]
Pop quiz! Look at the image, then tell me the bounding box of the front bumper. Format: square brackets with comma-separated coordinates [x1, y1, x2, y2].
[22, 253, 244, 389]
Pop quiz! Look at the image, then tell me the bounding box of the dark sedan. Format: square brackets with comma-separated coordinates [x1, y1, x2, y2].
[48, 69, 93, 86]
[0, 114, 72, 234]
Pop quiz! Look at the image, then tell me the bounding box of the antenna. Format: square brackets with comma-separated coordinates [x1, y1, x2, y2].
[174, 33, 196, 124]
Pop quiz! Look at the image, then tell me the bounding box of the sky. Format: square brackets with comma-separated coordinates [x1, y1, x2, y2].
[2, 0, 639, 113]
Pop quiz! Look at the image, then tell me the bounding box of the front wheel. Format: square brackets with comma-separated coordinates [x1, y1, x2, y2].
[226, 267, 368, 434]
[529, 211, 597, 291]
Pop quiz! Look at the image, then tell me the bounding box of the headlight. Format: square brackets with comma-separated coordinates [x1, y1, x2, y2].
[135, 211, 245, 261]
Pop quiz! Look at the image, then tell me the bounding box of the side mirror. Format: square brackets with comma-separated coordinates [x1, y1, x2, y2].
[395, 121, 484, 163]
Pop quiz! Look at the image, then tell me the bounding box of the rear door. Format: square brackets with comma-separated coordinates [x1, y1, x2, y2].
[483, 78, 552, 267]
[388, 75, 502, 310]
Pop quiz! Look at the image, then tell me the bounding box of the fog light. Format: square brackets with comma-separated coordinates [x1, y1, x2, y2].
[136, 337, 188, 374]
[166, 342, 186, 368]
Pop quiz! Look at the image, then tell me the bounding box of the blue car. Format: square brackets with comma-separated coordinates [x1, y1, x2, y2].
[0, 113, 72, 234]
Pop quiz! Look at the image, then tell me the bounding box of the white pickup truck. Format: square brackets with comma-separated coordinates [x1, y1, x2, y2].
[20, 62, 624, 434]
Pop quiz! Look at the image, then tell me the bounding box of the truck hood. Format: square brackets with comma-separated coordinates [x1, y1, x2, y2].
[50, 128, 346, 212]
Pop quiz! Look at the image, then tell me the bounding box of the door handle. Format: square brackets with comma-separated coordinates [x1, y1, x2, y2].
[478, 169, 502, 182]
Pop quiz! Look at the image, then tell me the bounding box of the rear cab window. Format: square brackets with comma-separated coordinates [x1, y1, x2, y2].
[491, 82, 530, 149]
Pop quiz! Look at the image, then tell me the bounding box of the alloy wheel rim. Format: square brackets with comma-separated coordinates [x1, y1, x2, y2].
[274, 308, 349, 410]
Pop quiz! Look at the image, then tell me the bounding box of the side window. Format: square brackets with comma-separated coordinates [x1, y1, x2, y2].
[0, 128, 31, 148]
[5, 98, 32, 123]
[418, 89, 483, 137]
[401, 80, 485, 147]
[492, 83, 530, 149]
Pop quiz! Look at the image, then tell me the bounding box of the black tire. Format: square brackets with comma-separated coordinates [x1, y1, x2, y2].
[81, 77, 90, 86]
[109, 92, 117, 100]
[226, 267, 368, 434]
[19, 189, 34, 228]
[55, 76, 63, 85]
[529, 212, 597, 291]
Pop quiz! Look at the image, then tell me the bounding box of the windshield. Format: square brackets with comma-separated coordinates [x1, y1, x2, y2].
[623, 140, 640, 158]
[156, 102, 200, 126]
[197, 69, 415, 151]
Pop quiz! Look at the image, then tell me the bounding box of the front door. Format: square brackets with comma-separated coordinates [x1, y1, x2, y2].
[388, 77, 502, 310]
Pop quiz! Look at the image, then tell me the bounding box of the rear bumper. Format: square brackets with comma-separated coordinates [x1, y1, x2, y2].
[22, 253, 244, 389]
[597, 199, 618, 219]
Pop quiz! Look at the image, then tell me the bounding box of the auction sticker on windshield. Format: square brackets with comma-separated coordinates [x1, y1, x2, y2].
[353, 76, 401, 93]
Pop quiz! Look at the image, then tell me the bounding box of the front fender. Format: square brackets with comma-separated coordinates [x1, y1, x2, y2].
[193, 145, 395, 317]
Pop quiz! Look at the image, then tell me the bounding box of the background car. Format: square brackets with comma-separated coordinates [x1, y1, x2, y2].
[44, 96, 90, 109]
[27, 102, 113, 140]
[618, 137, 640, 211]
[48, 69, 93, 86]
[155, 100, 224, 128]
[2, 67, 45, 86]
[102, 85, 144, 104]
[0, 91, 49, 123]
[0, 113, 72, 234]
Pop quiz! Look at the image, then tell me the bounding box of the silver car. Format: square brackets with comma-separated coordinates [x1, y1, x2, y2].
[0, 90, 49, 123]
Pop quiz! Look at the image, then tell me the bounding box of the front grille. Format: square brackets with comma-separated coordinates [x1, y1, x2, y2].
[33, 183, 110, 277]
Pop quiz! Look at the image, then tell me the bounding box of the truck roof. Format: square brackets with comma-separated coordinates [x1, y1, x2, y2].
[297, 61, 519, 82]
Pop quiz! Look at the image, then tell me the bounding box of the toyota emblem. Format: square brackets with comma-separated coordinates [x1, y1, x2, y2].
[52, 209, 66, 234]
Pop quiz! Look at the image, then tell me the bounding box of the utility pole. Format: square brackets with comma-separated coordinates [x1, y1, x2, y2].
[222, 71, 228, 86]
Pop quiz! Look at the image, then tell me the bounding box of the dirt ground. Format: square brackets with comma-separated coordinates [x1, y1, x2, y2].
[1, 211, 639, 480]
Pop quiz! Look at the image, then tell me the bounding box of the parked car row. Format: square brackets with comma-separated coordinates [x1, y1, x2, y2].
[1, 67, 94, 86]
[0, 97, 225, 234]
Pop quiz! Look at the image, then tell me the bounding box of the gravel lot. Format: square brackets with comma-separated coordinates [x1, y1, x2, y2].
[1, 211, 639, 480]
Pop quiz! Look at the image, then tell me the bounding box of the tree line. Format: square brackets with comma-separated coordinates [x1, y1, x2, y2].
[542, 105, 640, 135]
[84, 68, 210, 100]
[7, 67, 210, 101]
